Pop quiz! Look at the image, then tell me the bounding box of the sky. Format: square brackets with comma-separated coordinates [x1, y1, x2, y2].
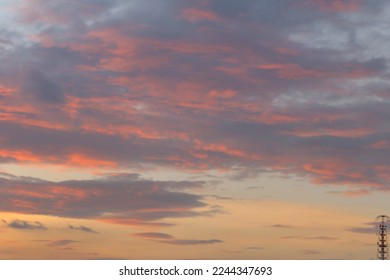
[0, 0, 390, 260]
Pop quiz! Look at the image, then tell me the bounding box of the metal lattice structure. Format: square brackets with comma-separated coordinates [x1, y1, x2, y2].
[376, 215, 390, 260]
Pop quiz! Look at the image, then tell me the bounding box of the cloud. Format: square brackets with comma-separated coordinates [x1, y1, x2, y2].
[0, 0, 390, 197]
[47, 240, 79, 247]
[0, 173, 213, 225]
[32, 239, 79, 247]
[328, 189, 372, 197]
[182, 8, 220, 22]
[303, 0, 361, 12]
[21, 69, 64, 104]
[283, 236, 338, 241]
[7, 219, 47, 230]
[68, 224, 98, 234]
[133, 231, 224, 246]
[133, 232, 174, 239]
[347, 221, 379, 234]
[163, 239, 223, 246]
[271, 224, 294, 228]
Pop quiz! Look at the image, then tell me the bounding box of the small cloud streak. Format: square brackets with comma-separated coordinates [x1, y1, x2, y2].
[271, 224, 294, 228]
[163, 239, 223, 246]
[133, 231, 223, 246]
[7, 219, 47, 230]
[68, 224, 98, 234]
[343, 189, 371, 197]
[182, 8, 220, 22]
[48, 240, 79, 247]
[133, 232, 174, 239]
[246, 246, 265, 250]
[348, 226, 376, 234]
[283, 236, 338, 241]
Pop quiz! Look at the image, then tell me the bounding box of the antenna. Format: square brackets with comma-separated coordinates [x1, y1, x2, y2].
[376, 215, 390, 260]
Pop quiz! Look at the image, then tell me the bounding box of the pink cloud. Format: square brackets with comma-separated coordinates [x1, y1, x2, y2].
[369, 141, 390, 150]
[182, 8, 220, 22]
[300, 0, 361, 12]
[342, 189, 371, 197]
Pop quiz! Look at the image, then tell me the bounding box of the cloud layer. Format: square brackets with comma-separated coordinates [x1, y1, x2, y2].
[0, 173, 210, 225]
[0, 0, 389, 193]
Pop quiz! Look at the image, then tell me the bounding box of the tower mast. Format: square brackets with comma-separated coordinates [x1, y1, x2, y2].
[376, 215, 390, 260]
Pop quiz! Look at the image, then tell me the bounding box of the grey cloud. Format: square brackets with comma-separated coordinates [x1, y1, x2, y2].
[163, 239, 223, 246]
[271, 224, 294, 228]
[8, 220, 47, 230]
[133, 232, 174, 239]
[348, 226, 376, 234]
[347, 221, 379, 234]
[0, 173, 212, 224]
[68, 224, 98, 234]
[133, 231, 223, 246]
[21, 69, 64, 104]
[283, 236, 338, 241]
[48, 240, 79, 247]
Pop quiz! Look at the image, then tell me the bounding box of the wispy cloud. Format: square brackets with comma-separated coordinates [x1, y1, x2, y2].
[47, 240, 79, 247]
[347, 221, 377, 234]
[68, 224, 98, 234]
[133, 231, 223, 246]
[246, 246, 265, 250]
[133, 232, 174, 239]
[7, 219, 47, 230]
[271, 224, 294, 229]
[283, 236, 338, 241]
[163, 239, 223, 246]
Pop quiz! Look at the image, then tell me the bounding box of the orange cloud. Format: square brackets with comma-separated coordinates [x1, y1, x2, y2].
[275, 47, 299, 56]
[201, 143, 260, 160]
[208, 89, 237, 99]
[0, 84, 15, 96]
[48, 186, 89, 198]
[343, 189, 370, 197]
[303, 160, 384, 188]
[289, 127, 374, 138]
[369, 141, 390, 149]
[9, 199, 37, 211]
[257, 63, 324, 79]
[0, 150, 42, 163]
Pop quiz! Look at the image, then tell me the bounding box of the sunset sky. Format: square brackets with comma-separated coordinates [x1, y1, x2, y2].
[0, 0, 390, 260]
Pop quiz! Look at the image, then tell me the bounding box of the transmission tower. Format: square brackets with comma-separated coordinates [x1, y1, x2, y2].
[376, 215, 390, 260]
